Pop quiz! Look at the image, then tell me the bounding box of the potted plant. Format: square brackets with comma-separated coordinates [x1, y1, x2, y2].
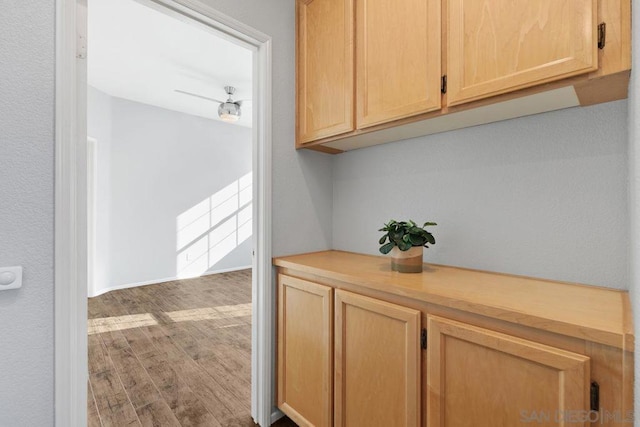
[378, 219, 436, 273]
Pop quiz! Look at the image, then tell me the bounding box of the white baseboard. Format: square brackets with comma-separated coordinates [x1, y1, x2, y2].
[88, 265, 252, 298]
[201, 265, 252, 276]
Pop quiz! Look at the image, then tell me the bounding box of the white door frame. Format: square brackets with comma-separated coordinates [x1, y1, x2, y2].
[54, 1, 274, 425]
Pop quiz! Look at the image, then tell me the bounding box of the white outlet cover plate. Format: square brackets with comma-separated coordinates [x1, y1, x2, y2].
[0, 266, 22, 290]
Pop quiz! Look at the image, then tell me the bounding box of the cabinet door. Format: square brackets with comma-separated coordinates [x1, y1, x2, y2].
[278, 275, 333, 427]
[297, 0, 354, 144]
[447, 0, 598, 106]
[427, 315, 590, 427]
[335, 290, 421, 427]
[356, 0, 441, 128]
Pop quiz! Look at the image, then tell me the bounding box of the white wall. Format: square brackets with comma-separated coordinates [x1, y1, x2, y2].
[0, 0, 55, 425]
[334, 100, 629, 289]
[87, 87, 113, 295]
[88, 87, 255, 294]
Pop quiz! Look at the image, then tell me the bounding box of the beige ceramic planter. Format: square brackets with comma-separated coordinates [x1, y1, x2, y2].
[390, 246, 424, 273]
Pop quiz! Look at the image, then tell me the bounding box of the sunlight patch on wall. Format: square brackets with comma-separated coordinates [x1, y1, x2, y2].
[176, 172, 253, 278]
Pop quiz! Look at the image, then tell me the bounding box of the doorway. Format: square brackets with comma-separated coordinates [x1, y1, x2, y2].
[86, 0, 257, 424]
[54, 0, 275, 425]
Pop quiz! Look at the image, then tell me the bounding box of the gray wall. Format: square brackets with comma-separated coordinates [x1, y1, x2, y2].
[333, 101, 629, 289]
[0, 0, 55, 425]
[89, 87, 255, 293]
[628, 0, 640, 418]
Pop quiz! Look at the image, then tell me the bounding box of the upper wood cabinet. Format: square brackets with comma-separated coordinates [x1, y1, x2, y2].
[296, 0, 355, 144]
[295, 0, 630, 152]
[446, 0, 599, 106]
[356, 0, 441, 128]
[334, 290, 421, 427]
[277, 275, 333, 427]
[427, 315, 591, 427]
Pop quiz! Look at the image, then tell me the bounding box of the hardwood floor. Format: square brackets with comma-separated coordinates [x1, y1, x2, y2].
[88, 270, 297, 427]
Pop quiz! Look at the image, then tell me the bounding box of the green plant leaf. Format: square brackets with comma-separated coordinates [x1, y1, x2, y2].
[409, 234, 426, 246]
[398, 240, 412, 251]
[390, 230, 403, 243]
[379, 242, 395, 254]
[380, 219, 437, 250]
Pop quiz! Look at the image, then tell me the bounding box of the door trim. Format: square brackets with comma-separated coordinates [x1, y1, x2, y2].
[54, 1, 274, 425]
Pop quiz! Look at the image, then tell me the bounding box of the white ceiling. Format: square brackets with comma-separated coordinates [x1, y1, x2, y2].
[88, 0, 253, 127]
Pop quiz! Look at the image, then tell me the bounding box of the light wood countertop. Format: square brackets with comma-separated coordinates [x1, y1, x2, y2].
[274, 250, 633, 350]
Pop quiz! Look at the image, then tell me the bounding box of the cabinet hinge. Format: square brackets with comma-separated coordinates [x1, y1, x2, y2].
[597, 22, 606, 49]
[441, 75, 447, 94]
[421, 328, 427, 349]
[590, 381, 600, 411]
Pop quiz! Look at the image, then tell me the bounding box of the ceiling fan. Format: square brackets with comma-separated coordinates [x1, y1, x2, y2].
[175, 86, 250, 123]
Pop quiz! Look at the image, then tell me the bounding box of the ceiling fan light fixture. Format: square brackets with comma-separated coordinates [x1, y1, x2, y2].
[176, 86, 247, 123]
[218, 102, 241, 122]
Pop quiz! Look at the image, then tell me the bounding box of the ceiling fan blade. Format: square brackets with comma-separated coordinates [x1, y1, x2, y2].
[235, 99, 252, 106]
[175, 89, 224, 104]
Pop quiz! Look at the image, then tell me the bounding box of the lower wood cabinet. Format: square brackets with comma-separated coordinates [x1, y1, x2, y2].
[275, 251, 631, 427]
[277, 275, 333, 427]
[426, 315, 591, 427]
[335, 290, 421, 427]
[278, 277, 596, 427]
[278, 275, 421, 427]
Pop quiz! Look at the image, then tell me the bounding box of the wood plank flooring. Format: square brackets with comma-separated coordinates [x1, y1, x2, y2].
[88, 270, 297, 427]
